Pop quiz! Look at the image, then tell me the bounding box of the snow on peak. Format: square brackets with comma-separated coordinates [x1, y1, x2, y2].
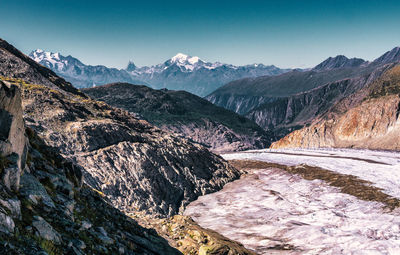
[171, 53, 201, 64]
[188, 56, 199, 64]
[29, 49, 66, 71]
[168, 53, 205, 71]
[171, 53, 189, 62]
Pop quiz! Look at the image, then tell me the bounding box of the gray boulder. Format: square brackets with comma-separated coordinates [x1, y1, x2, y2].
[32, 216, 62, 244]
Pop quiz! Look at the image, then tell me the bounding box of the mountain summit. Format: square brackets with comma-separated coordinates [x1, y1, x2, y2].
[170, 53, 201, 64]
[373, 46, 400, 64]
[126, 60, 136, 71]
[29, 49, 144, 88]
[313, 55, 366, 70]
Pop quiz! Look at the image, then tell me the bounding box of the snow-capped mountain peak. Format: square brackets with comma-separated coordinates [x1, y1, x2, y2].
[166, 53, 206, 71]
[171, 53, 190, 62]
[170, 53, 202, 65]
[29, 49, 289, 96]
[30, 49, 66, 70]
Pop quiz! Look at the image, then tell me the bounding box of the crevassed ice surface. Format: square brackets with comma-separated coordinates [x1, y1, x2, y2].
[184, 149, 400, 254]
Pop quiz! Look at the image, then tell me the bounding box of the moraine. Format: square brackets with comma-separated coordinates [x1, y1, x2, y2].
[184, 148, 400, 254]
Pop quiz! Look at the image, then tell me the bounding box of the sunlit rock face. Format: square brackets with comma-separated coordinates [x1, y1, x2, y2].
[185, 149, 400, 254]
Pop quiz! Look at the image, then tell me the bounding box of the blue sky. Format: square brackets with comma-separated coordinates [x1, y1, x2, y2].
[1, 0, 400, 68]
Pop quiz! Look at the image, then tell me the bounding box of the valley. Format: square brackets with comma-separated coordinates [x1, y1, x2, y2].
[0, 6, 399, 253]
[185, 149, 400, 254]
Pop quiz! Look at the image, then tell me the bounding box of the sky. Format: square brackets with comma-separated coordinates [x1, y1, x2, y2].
[1, 0, 400, 69]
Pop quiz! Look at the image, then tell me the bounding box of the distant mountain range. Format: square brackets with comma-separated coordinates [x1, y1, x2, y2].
[207, 47, 400, 141]
[30, 50, 289, 96]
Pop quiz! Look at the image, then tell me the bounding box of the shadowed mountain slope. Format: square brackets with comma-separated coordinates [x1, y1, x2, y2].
[84, 83, 272, 152]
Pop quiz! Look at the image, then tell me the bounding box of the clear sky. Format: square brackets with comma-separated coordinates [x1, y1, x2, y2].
[1, 0, 400, 69]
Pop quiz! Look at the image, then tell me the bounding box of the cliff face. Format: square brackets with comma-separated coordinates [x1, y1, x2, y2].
[0, 81, 180, 254]
[84, 83, 272, 153]
[0, 39, 240, 218]
[271, 65, 400, 151]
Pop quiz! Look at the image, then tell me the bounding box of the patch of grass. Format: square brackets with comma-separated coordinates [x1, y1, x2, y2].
[91, 188, 106, 198]
[33, 236, 60, 255]
[230, 159, 400, 210]
[368, 64, 400, 99]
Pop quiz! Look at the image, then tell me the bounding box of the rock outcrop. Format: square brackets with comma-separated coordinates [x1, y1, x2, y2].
[0, 81, 27, 192]
[0, 38, 240, 218]
[271, 64, 400, 150]
[83, 83, 272, 153]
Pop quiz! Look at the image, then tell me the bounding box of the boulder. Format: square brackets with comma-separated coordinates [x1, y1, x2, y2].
[0, 81, 27, 192]
[32, 216, 62, 245]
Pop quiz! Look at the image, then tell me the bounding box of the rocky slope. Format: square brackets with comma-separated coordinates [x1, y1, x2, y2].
[0, 80, 181, 254]
[0, 38, 241, 219]
[30, 50, 289, 96]
[83, 83, 272, 152]
[206, 65, 373, 114]
[271, 64, 400, 150]
[245, 64, 390, 138]
[207, 47, 400, 140]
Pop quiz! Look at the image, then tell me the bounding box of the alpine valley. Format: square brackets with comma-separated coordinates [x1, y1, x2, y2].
[0, 30, 399, 255]
[0, 38, 254, 254]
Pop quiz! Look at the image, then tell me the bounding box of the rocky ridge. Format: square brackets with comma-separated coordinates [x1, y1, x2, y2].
[313, 55, 366, 70]
[0, 80, 181, 254]
[83, 83, 272, 153]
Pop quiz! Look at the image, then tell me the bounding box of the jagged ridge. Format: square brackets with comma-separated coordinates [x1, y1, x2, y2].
[29, 50, 289, 96]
